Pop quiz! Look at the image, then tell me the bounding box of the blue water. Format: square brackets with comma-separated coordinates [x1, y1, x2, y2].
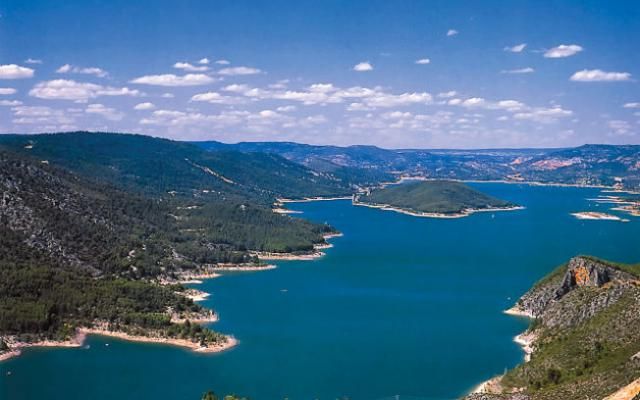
[2, 183, 639, 400]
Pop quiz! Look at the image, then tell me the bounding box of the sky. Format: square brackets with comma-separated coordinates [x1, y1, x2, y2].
[0, 0, 639, 149]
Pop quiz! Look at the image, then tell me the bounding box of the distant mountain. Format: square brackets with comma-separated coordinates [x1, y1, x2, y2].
[196, 141, 640, 190]
[356, 180, 515, 215]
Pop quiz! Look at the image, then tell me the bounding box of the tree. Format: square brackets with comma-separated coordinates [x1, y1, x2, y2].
[202, 391, 218, 400]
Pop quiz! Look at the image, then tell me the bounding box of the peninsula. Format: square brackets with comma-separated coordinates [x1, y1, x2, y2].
[466, 256, 640, 400]
[354, 180, 521, 218]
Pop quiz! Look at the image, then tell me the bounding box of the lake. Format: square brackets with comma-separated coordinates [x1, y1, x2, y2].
[2, 183, 639, 400]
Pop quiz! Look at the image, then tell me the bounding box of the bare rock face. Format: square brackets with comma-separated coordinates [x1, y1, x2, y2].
[554, 257, 634, 299]
[515, 256, 635, 318]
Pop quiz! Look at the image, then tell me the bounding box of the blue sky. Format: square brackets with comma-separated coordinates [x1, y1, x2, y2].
[0, 0, 639, 148]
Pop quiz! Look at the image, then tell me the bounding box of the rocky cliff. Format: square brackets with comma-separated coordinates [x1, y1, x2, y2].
[465, 256, 640, 400]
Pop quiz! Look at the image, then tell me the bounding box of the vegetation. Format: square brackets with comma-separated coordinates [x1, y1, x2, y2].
[201, 391, 248, 400]
[0, 133, 340, 345]
[477, 256, 640, 400]
[358, 180, 515, 214]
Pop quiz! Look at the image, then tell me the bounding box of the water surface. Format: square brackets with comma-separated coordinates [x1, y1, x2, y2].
[2, 183, 639, 400]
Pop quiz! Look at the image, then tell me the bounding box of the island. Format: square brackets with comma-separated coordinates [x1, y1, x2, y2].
[466, 256, 640, 400]
[354, 180, 522, 218]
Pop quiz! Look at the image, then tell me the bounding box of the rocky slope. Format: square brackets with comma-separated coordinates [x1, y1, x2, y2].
[467, 256, 640, 400]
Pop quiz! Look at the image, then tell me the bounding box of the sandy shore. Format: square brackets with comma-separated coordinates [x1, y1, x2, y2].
[571, 211, 629, 222]
[273, 207, 303, 214]
[208, 264, 277, 272]
[353, 199, 524, 219]
[503, 305, 534, 319]
[277, 196, 353, 203]
[252, 251, 325, 260]
[0, 327, 236, 362]
[0, 332, 86, 362]
[79, 328, 237, 353]
[514, 331, 537, 362]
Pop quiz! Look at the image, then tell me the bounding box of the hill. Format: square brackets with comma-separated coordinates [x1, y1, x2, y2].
[0, 132, 354, 202]
[355, 180, 516, 216]
[196, 141, 640, 190]
[466, 256, 640, 400]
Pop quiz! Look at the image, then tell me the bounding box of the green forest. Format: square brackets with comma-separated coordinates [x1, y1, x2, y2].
[357, 180, 515, 214]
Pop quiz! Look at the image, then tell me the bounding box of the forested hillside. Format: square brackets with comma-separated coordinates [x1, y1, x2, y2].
[356, 180, 515, 215]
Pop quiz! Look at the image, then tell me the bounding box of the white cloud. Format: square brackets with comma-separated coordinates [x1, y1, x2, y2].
[134, 102, 156, 110]
[12, 105, 75, 125]
[276, 105, 297, 112]
[198, 58, 210, 65]
[544, 44, 583, 58]
[0, 99, 22, 106]
[173, 62, 209, 72]
[0, 88, 17, 95]
[56, 64, 108, 78]
[0, 64, 35, 79]
[513, 107, 573, 123]
[130, 73, 216, 86]
[190, 91, 243, 104]
[161, 93, 175, 98]
[504, 43, 526, 53]
[447, 29, 458, 37]
[570, 69, 631, 82]
[30, 79, 141, 101]
[217, 66, 262, 76]
[85, 103, 124, 121]
[623, 102, 640, 109]
[608, 120, 633, 136]
[415, 58, 431, 65]
[501, 67, 535, 74]
[215, 59, 230, 65]
[353, 62, 373, 72]
[25, 58, 43, 64]
[437, 91, 457, 98]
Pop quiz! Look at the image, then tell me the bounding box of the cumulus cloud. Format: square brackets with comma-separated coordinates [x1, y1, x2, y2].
[0, 99, 22, 106]
[0, 64, 35, 79]
[513, 107, 573, 123]
[25, 58, 43, 64]
[56, 64, 108, 78]
[173, 62, 209, 72]
[623, 102, 640, 109]
[85, 103, 124, 121]
[447, 29, 458, 37]
[12, 105, 75, 126]
[437, 91, 457, 98]
[501, 67, 535, 74]
[353, 62, 373, 72]
[215, 59, 230, 65]
[504, 43, 526, 53]
[608, 120, 633, 136]
[198, 58, 210, 65]
[570, 69, 631, 82]
[0, 88, 17, 95]
[415, 58, 431, 65]
[217, 66, 262, 75]
[134, 102, 156, 110]
[190, 91, 244, 104]
[544, 44, 583, 58]
[30, 79, 141, 101]
[130, 73, 216, 86]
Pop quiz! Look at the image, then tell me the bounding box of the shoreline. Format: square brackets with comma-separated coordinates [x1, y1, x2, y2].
[0, 327, 237, 362]
[79, 328, 237, 354]
[208, 264, 277, 272]
[353, 199, 524, 219]
[276, 196, 353, 203]
[571, 211, 629, 222]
